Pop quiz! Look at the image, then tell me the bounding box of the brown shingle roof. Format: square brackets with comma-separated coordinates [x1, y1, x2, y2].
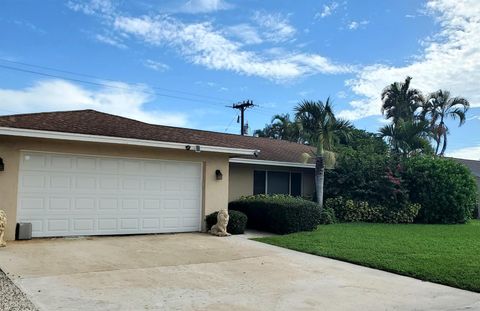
[0, 109, 315, 164]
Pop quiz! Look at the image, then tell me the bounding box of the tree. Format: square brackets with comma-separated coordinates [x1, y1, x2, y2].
[295, 98, 353, 209]
[253, 114, 302, 142]
[421, 90, 470, 156]
[381, 76, 424, 125]
[379, 120, 433, 156]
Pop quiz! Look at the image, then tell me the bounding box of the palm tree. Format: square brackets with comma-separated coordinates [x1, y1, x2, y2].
[381, 76, 424, 125]
[270, 114, 302, 142]
[379, 120, 433, 156]
[295, 98, 353, 209]
[421, 90, 469, 156]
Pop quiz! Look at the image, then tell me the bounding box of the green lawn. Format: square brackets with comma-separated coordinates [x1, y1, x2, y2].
[255, 220, 480, 292]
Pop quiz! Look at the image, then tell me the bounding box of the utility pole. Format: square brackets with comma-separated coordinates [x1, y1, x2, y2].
[230, 100, 254, 135]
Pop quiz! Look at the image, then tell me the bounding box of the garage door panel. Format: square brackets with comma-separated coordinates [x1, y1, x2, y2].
[76, 157, 97, 171]
[22, 153, 47, 170]
[51, 155, 74, 170]
[49, 197, 71, 211]
[18, 152, 202, 237]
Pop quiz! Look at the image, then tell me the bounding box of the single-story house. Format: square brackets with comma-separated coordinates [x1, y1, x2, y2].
[453, 158, 480, 218]
[0, 109, 315, 240]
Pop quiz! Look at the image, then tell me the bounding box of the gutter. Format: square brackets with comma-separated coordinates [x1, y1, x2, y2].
[0, 127, 256, 156]
[229, 157, 315, 168]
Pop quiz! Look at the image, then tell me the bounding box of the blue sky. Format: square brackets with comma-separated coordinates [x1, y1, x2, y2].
[0, 0, 479, 159]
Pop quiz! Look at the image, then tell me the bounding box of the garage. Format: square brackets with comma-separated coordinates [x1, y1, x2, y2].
[16, 151, 203, 237]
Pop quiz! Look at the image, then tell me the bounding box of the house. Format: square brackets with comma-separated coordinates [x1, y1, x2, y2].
[0, 110, 315, 240]
[453, 158, 480, 218]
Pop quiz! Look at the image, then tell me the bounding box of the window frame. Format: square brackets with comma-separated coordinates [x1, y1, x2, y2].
[253, 170, 303, 196]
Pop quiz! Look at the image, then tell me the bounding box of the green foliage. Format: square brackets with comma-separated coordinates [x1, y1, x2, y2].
[253, 113, 302, 143]
[324, 149, 408, 206]
[336, 128, 388, 155]
[403, 157, 478, 223]
[205, 210, 248, 235]
[319, 207, 337, 225]
[325, 196, 420, 223]
[229, 194, 322, 234]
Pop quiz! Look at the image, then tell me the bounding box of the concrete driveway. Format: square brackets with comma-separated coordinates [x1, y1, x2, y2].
[0, 233, 479, 311]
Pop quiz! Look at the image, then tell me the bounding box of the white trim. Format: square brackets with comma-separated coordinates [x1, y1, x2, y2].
[0, 127, 256, 156]
[229, 157, 315, 168]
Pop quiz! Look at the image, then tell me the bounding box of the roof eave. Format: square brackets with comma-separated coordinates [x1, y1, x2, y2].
[0, 127, 257, 156]
[229, 157, 315, 168]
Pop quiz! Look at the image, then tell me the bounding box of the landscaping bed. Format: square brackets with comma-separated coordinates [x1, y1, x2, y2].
[255, 221, 480, 292]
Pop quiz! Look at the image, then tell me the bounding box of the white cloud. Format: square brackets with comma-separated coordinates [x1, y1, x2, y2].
[67, 0, 115, 16]
[467, 115, 480, 121]
[448, 146, 480, 160]
[143, 59, 170, 72]
[0, 80, 188, 126]
[347, 20, 369, 30]
[226, 24, 263, 45]
[316, 2, 339, 19]
[252, 12, 296, 43]
[111, 14, 351, 81]
[95, 33, 127, 49]
[180, 0, 232, 14]
[339, 0, 480, 120]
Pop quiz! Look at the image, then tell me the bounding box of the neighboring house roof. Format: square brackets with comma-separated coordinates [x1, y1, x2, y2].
[454, 158, 480, 178]
[0, 109, 315, 166]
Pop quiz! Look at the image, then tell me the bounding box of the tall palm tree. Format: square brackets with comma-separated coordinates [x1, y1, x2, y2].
[421, 90, 470, 156]
[381, 76, 424, 125]
[295, 98, 353, 209]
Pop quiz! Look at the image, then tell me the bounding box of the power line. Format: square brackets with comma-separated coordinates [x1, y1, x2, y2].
[0, 64, 232, 108]
[0, 58, 238, 104]
[0, 60, 276, 119]
[224, 113, 239, 132]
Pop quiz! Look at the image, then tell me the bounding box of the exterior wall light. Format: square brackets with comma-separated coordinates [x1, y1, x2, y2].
[215, 169, 223, 180]
[0, 158, 4, 171]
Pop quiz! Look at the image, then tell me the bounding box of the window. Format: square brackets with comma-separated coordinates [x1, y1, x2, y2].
[253, 170, 302, 196]
[253, 171, 266, 195]
[267, 171, 290, 195]
[291, 173, 302, 197]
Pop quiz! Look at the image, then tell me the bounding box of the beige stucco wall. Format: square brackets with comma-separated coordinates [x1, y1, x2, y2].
[0, 135, 230, 240]
[228, 163, 315, 201]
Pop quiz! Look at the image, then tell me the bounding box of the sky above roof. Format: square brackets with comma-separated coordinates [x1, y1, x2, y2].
[0, 0, 479, 159]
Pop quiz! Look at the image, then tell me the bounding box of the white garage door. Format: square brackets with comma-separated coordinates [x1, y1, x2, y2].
[17, 152, 202, 237]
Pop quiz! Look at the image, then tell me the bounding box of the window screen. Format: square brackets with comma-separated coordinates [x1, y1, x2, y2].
[267, 171, 290, 195]
[253, 171, 266, 195]
[291, 173, 302, 196]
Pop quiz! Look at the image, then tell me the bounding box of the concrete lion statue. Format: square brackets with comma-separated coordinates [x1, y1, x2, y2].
[209, 209, 231, 237]
[0, 210, 6, 247]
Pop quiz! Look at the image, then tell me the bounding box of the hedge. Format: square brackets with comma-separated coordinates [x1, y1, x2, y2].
[325, 196, 421, 223]
[205, 210, 248, 235]
[403, 157, 478, 224]
[229, 194, 322, 234]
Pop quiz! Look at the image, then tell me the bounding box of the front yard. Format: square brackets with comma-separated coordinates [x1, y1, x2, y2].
[255, 220, 480, 292]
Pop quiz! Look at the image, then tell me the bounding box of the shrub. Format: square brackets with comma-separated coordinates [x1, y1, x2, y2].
[319, 207, 337, 225]
[205, 210, 248, 235]
[324, 149, 408, 206]
[403, 157, 478, 224]
[325, 196, 420, 223]
[229, 194, 322, 234]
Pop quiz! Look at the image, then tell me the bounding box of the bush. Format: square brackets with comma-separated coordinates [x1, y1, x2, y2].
[325, 196, 420, 223]
[205, 210, 248, 235]
[319, 207, 337, 225]
[403, 157, 478, 224]
[229, 194, 322, 234]
[324, 149, 408, 206]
